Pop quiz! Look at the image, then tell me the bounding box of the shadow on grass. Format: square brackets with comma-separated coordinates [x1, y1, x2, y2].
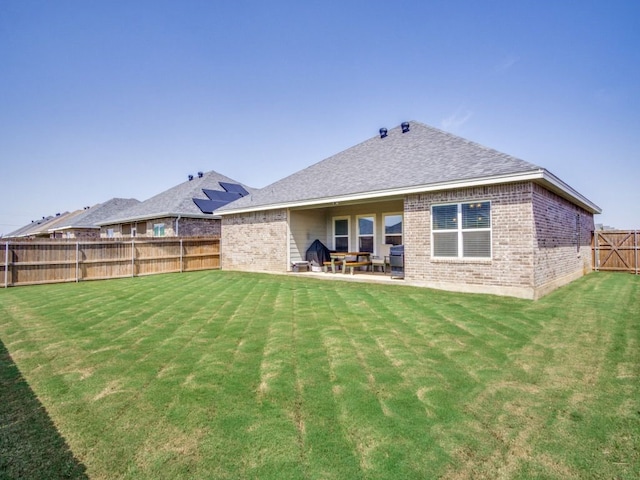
[0, 339, 88, 479]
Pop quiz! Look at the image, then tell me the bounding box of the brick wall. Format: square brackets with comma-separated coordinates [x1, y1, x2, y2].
[101, 217, 220, 238]
[531, 184, 595, 296]
[221, 209, 289, 272]
[177, 217, 221, 237]
[404, 182, 594, 299]
[404, 183, 536, 297]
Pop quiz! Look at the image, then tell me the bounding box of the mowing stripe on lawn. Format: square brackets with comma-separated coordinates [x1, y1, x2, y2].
[1, 271, 638, 479]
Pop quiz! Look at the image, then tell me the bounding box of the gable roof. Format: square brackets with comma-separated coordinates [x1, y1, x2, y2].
[49, 198, 141, 232]
[216, 121, 600, 214]
[5, 213, 72, 238]
[98, 170, 254, 225]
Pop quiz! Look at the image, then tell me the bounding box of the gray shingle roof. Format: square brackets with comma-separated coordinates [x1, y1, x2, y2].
[51, 198, 141, 230]
[5, 214, 65, 238]
[99, 170, 254, 224]
[216, 121, 543, 213]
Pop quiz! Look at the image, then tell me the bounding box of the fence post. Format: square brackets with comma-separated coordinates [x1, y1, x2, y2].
[131, 240, 136, 277]
[75, 242, 79, 282]
[180, 238, 184, 273]
[633, 230, 638, 275]
[4, 242, 8, 288]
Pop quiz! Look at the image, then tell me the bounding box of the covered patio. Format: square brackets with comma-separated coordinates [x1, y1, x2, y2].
[287, 197, 404, 273]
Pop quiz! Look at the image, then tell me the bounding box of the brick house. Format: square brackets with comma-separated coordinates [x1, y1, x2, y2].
[215, 122, 601, 299]
[98, 170, 253, 238]
[48, 198, 141, 239]
[5, 198, 140, 239]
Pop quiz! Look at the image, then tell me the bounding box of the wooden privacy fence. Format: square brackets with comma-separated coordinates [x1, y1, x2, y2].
[593, 230, 639, 274]
[2, 237, 220, 287]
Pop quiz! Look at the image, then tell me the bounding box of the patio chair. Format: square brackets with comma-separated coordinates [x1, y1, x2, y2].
[371, 244, 391, 273]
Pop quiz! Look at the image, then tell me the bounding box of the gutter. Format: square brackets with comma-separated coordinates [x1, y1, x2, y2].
[96, 212, 220, 226]
[216, 169, 602, 216]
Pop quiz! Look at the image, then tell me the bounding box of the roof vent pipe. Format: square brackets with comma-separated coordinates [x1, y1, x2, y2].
[188, 174, 194, 181]
[401, 122, 410, 133]
[379, 128, 388, 139]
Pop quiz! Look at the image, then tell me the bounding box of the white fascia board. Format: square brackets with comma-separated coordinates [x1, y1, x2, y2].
[48, 225, 100, 232]
[538, 169, 602, 214]
[216, 169, 601, 215]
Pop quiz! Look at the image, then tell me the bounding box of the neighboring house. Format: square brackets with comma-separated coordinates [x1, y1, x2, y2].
[97, 170, 253, 238]
[48, 198, 141, 239]
[5, 212, 73, 239]
[215, 121, 601, 300]
[4, 199, 140, 240]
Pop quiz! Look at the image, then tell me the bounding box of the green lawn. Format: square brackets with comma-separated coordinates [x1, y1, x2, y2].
[1, 271, 638, 479]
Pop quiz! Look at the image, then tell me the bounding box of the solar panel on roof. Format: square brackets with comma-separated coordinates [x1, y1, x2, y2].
[203, 189, 242, 201]
[219, 182, 249, 197]
[193, 198, 229, 214]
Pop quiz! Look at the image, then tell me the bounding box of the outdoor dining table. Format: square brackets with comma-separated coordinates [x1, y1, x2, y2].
[327, 252, 371, 274]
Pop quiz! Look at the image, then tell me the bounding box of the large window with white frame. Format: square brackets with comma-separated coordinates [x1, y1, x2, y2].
[383, 213, 403, 245]
[432, 201, 491, 258]
[357, 215, 375, 253]
[333, 217, 349, 251]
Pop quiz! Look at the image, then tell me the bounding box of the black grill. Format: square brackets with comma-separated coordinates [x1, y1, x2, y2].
[389, 245, 404, 279]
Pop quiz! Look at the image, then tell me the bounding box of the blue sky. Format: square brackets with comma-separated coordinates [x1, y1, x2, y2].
[1, 0, 639, 235]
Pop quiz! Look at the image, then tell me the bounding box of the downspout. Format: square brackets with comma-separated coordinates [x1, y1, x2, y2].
[286, 208, 291, 271]
[175, 215, 181, 236]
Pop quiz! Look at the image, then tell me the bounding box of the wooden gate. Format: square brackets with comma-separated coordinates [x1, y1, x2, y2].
[592, 230, 639, 274]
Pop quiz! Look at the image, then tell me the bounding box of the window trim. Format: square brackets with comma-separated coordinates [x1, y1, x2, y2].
[356, 214, 375, 253]
[382, 212, 403, 246]
[153, 223, 166, 237]
[332, 216, 350, 251]
[431, 201, 492, 259]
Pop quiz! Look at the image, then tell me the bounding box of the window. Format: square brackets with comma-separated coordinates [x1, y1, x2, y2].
[383, 214, 403, 245]
[432, 201, 491, 258]
[106, 228, 114, 238]
[333, 217, 349, 251]
[153, 223, 165, 237]
[357, 215, 375, 253]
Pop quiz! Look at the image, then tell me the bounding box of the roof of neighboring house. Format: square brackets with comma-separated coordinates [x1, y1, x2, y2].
[49, 198, 141, 232]
[216, 121, 601, 214]
[98, 170, 255, 225]
[6, 212, 74, 238]
[5, 198, 141, 238]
